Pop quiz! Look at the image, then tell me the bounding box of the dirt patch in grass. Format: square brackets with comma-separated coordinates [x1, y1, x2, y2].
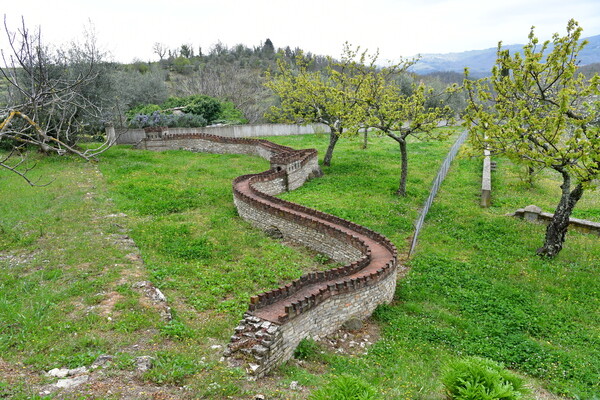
[530, 386, 570, 400]
[36, 361, 196, 400]
[97, 291, 127, 316]
[0, 358, 44, 387]
[318, 318, 382, 357]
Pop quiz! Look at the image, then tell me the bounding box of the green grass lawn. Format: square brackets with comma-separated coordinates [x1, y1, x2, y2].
[0, 131, 598, 399]
[268, 133, 600, 399]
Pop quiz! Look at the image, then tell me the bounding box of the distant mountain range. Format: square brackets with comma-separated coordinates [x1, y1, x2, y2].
[411, 34, 600, 77]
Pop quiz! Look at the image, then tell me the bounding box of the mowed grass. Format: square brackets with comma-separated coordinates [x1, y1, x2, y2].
[1, 130, 598, 399]
[270, 132, 457, 255]
[98, 147, 342, 317]
[263, 132, 600, 399]
[365, 158, 600, 399]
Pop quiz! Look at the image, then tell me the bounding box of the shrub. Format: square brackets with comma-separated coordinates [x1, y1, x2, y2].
[172, 113, 207, 128]
[442, 357, 530, 400]
[162, 95, 221, 123]
[294, 338, 320, 360]
[309, 375, 380, 400]
[183, 95, 221, 123]
[125, 94, 247, 127]
[216, 100, 248, 124]
[129, 111, 173, 128]
[160, 96, 187, 109]
[125, 103, 162, 120]
[172, 56, 193, 74]
[128, 111, 207, 129]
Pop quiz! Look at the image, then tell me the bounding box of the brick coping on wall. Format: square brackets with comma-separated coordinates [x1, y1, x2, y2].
[138, 132, 399, 376]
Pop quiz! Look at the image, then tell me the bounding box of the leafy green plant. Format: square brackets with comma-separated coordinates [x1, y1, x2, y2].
[294, 338, 320, 360]
[112, 353, 136, 370]
[126, 94, 247, 128]
[143, 351, 205, 385]
[172, 56, 193, 74]
[128, 111, 207, 129]
[160, 319, 196, 340]
[309, 374, 380, 400]
[0, 222, 36, 250]
[113, 311, 154, 333]
[442, 357, 530, 400]
[0, 381, 49, 400]
[172, 113, 207, 127]
[216, 100, 248, 124]
[314, 253, 332, 264]
[125, 103, 161, 119]
[0, 381, 12, 397]
[162, 94, 221, 123]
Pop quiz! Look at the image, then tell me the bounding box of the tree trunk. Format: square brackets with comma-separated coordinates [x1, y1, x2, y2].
[397, 138, 408, 196]
[362, 128, 368, 149]
[323, 131, 339, 167]
[386, 132, 409, 196]
[536, 172, 584, 258]
[527, 166, 535, 188]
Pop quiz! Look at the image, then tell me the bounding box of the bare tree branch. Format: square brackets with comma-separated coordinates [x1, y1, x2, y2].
[1, 16, 115, 185]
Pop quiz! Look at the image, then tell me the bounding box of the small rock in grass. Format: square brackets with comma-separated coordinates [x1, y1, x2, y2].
[91, 355, 114, 369]
[342, 318, 363, 331]
[67, 366, 88, 376]
[134, 356, 154, 372]
[54, 375, 89, 389]
[47, 368, 69, 378]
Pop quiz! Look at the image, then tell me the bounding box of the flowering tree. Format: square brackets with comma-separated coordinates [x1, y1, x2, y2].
[463, 19, 600, 258]
[265, 45, 373, 166]
[359, 66, 453, 196]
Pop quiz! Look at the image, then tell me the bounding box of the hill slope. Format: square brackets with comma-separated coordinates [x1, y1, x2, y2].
[411, 34, 600, 76]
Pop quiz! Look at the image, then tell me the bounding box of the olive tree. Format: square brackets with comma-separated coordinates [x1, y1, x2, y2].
[463, 19, 600, 258]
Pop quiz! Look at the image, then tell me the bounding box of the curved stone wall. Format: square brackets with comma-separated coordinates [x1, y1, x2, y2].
[136, 133, 400, 377]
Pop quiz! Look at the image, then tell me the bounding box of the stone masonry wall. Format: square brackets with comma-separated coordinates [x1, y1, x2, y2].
[136, 135, 275, 160]
[115, 123, 328, 145]
[230, 267, 398, 377]
[234, 197, 364, 264]
[135, 132, 399, 377]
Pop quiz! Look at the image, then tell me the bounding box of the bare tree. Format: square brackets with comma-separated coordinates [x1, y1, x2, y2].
[152, 42, 167, 60]
[0, 16, 115, 184]
[171, 63, 270, 123]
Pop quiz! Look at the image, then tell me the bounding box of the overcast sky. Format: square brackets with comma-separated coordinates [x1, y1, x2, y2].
[3, 0, 600, 64]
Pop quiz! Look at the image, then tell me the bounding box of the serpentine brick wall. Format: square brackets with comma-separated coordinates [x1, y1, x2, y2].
[136, 133, 400, 377]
